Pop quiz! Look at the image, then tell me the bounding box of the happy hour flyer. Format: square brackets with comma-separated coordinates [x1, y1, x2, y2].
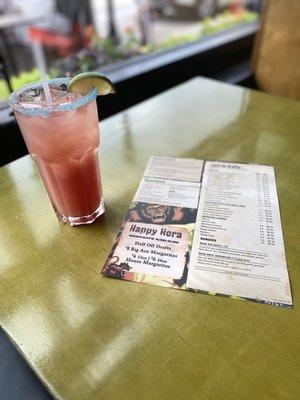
[101, 156, 293, 308]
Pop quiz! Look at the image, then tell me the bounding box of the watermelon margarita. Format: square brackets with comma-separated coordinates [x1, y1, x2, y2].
[10, 78, 104, 225]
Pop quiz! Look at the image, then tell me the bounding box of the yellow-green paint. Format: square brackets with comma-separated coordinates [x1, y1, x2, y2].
[0, 78, 299, 400]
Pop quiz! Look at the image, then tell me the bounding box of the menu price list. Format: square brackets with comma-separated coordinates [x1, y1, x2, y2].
[187, 161, 292, 307]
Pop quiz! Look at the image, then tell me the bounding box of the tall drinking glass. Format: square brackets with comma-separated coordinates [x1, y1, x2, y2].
[9, 78, 105, 226]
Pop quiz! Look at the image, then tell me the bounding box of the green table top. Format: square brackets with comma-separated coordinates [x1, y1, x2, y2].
[0, 78, 299, 400]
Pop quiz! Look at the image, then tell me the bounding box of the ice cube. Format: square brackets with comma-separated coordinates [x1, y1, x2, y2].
[25, 89, 41, 100]
[59, 83, 68, 91]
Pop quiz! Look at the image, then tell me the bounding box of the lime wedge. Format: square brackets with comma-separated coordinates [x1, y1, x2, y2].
[68, 72, 115, 95]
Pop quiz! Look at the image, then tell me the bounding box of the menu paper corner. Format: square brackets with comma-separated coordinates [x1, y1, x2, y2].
[101, 156, 292, 308]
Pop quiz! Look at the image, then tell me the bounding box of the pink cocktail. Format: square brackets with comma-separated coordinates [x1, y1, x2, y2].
[10, 78, 104, 225]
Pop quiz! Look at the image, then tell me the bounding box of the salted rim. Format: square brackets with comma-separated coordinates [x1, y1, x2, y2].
[9, 77, 98, 117]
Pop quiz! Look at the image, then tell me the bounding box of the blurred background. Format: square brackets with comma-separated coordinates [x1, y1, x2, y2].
[0, 0, 261, 102]
[2, 0, 300, 166]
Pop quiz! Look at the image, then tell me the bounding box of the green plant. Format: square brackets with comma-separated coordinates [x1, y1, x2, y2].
[101, 38, 124, 59]
[122, 26, 140, 52]
[202, 10, 258, 35]
[151, 33, 197, 52]
[148, 10, 258, 54]
[0, 69, 42, 101]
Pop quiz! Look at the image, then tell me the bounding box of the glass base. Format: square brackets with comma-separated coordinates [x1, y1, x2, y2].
[54, 201, 105, 226]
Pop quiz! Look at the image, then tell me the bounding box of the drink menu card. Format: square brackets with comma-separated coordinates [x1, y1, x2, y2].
[102, 157, 292, 307]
